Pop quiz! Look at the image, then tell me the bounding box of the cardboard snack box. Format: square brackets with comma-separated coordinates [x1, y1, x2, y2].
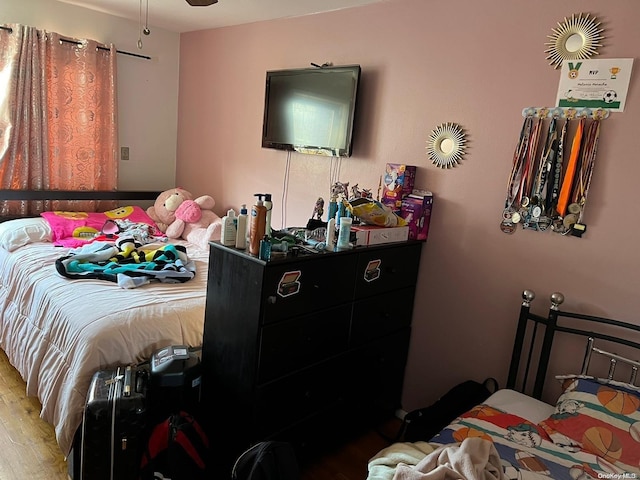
[382, 164, 417, 211]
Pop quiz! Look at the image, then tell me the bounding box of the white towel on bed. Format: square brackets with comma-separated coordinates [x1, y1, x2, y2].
[392, 438, 504, 480]
[368, 441, 436, 480]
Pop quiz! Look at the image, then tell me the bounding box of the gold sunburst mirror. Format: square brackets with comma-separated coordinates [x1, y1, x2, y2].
[426, 123, 467, 168]
[545, 13, 604, 69]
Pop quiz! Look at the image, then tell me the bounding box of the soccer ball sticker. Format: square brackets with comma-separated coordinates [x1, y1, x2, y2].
[603, 90, 618, 104]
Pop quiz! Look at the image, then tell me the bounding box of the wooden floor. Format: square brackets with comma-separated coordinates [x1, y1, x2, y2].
[0, 349, 399, 480]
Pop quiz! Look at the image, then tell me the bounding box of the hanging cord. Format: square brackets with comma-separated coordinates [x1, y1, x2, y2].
[280, 150, 291, 229]
[137, 0, 144, 49]
[144, 0, 151, 35]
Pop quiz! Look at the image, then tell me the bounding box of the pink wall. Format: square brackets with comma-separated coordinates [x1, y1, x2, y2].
[178, 0, 640, 409]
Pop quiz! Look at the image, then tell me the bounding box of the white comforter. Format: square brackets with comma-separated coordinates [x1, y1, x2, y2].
[0, 240, 209, 456]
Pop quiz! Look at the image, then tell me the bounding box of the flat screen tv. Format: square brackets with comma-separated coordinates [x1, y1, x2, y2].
[261, 65, 361, 157]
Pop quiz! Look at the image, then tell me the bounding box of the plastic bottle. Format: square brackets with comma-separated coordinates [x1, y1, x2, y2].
[249, 194, 267, 256]
[259, 235, 272, 261]
[235, 204, 248, 249]
[264, 193, 273, 237]
[325, 217, 336, 251]
[221, 209, 237, 247]
[336, 216, 352, 249]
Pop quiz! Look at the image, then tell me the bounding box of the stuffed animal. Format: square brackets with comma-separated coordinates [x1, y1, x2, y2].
[146, 188, 222, 249]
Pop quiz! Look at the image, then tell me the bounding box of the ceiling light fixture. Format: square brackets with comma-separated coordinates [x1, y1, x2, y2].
[186, 0, 219, 5]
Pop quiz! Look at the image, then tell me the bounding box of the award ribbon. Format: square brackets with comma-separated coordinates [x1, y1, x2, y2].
[556, 116, 585, 217]
[545, 117, 567, 216]
[573, 118, 601, 222]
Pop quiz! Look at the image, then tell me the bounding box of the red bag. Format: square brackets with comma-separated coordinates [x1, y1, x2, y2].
[139, 411, 209, 480]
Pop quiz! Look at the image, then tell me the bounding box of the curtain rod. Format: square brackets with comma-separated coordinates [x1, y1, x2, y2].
[0, 25, 151, 61]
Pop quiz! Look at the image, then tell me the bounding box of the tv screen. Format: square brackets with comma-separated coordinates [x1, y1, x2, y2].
[261, 65, 361, 157]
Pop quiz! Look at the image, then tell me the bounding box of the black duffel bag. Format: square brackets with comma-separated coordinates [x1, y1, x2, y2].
[401, 378, 499, 442]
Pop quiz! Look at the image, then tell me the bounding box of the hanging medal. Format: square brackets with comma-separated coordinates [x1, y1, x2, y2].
[501, 113, 534, 233]
[546, 109, 571, 217]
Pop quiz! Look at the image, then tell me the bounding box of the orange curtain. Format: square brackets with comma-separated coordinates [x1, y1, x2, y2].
[0, 24, 118, 215]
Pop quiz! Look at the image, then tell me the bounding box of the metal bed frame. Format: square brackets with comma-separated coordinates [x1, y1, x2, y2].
[507, 289, 640, 399]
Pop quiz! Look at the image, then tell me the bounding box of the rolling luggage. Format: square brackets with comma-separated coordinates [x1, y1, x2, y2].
[76, 364, 149, 480]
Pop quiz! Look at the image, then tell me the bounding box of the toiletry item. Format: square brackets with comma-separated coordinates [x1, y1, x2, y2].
[336, 216, 352, 249]
[249, 194, 267, 256]
[325, 217, 336, 250]
[259, 235, 272, 261]
[235, 204, 248, 249]
[335, 202, 345, 226]
[264, 193, 273, 237]
[221, 209, 237, 247]
[327, 197, 338, 223]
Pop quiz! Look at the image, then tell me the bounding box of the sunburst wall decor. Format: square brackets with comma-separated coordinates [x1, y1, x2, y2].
[544, 13, 604, 70]
[426, 122, 467, 168]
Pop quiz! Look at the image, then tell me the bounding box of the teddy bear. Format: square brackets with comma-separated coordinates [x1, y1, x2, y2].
[146, 188, 223, 250]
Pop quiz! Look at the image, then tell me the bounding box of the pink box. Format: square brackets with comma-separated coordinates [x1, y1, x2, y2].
[382, 164, 417, 211]
[400, 190, 433, 241]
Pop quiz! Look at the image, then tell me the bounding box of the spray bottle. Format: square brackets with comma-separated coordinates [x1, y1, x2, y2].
[264, 193, 273, 237]
[249, 194, 267, 256]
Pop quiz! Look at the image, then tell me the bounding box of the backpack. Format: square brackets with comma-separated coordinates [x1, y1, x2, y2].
[139, 411, 209, 480]
[231, 441, 300, 480]
[401, 378, 499, 442]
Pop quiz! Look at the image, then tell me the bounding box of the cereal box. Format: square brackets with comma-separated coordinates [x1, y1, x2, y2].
[382, 164, 417, 211]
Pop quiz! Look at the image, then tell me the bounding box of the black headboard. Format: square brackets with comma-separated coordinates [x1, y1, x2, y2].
[0, 190, 161, 221]
[507, 289, 640, 400]
[0, 190, 161, 201]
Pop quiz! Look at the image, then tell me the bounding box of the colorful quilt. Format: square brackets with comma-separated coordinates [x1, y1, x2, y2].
[55, 237, 195, 288]
[429, 405, 635, 480]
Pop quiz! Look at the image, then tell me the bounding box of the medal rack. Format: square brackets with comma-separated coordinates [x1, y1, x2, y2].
[500, 106, 610, 237]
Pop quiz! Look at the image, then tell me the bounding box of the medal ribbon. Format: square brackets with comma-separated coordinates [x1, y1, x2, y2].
[546, 118, 567, 215]
[557, 116, 585, 217]
[574, 119, 601, 222]
[505, 115, 533, 209]
[531, 116, 558, 207]
[520, 116, 543, 203]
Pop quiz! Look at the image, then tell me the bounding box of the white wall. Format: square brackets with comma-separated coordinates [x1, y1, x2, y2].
[1, 0, 180, 191]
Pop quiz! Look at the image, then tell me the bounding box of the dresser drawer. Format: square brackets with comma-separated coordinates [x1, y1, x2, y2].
[254, 356, 349, 437]
[258, 305, 351, 383]
[354, 243, 421, 298]
[350, 287, 414, 346]
[348, 328, 411, 414]
[262, 255, 357, 323]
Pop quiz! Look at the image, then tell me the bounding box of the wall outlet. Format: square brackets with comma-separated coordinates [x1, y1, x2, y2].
[121, 146, 130, 161]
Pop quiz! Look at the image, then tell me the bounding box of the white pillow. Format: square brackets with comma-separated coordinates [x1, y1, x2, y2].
[0, 217, 52, 251]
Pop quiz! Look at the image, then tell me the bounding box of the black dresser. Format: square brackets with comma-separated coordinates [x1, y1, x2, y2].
[201, 240, 423, 471]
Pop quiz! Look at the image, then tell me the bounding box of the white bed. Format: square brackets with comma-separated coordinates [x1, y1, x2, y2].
[0, 238, 209, 456]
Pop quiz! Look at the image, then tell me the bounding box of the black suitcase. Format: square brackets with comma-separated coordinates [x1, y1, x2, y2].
[77, 364, 149, 480]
